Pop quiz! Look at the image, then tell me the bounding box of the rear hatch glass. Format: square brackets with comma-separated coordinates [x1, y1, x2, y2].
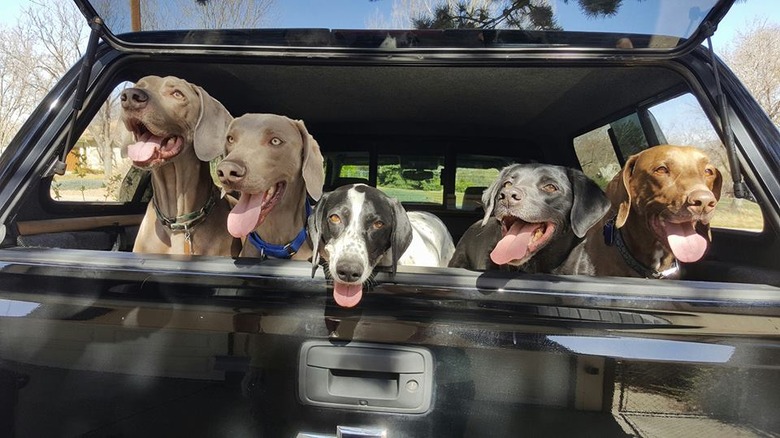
[76, 0, 733, 53]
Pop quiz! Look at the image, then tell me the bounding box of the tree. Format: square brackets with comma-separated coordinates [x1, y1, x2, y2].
[0, 25, 45, 151]
[0, 1, 88, 154]
[137, 0, 277, 31]
[22, 0, 88, 83]
[722, 19, 780, 127]
[407, 0, 629, 31]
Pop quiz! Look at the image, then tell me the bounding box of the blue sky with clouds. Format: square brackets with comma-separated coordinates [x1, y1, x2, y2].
[0, 0, 777, 52]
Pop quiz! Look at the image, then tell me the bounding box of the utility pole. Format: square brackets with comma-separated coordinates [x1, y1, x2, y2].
[130, 0, 141, 31]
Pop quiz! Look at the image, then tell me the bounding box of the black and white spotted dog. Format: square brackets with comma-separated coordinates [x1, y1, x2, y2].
[308, 184, 455, 308]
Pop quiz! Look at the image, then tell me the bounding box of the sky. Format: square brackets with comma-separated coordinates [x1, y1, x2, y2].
[0, 0, 778, 52]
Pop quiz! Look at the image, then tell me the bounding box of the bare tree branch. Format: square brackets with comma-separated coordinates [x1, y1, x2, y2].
[722, 19, 780, 127]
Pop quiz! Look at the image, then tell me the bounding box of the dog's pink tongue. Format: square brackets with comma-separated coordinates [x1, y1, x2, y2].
[664, 222, 708, 263]
[490, 221, 537, 265]
[127, 132, 162, 162]
[333, 282, 363, 308]
[227, 193, 264, 238]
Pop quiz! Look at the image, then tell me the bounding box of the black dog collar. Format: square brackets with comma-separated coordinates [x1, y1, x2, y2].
[603, 216, 679, 279]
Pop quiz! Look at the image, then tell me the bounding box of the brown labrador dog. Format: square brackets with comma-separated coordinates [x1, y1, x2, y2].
[121, 75, 241, 256]
[216, 114, 324, 260]
[556, 145, 723, 278]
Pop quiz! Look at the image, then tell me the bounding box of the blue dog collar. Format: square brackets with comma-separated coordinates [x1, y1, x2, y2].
[248, 203, 312, 259]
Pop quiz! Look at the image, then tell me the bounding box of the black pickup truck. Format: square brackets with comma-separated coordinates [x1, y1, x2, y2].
[0, 0, 777, 436]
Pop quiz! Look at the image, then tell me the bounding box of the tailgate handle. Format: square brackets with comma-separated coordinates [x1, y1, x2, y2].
[298, 341, 433, 414]
[296, 426, 386, 438]
[337, 426, 386, 438]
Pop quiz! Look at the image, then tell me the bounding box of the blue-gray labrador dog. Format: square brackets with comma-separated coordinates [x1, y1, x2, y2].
[449, 163, 610, 273]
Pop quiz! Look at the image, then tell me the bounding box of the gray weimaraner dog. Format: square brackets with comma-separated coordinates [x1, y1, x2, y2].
[556, 145, 722, 278]
[449, 163, 610, 273]
[121, 75, 241, 256]
[216, 113, 325, 260]
[308, 184, 455, 307]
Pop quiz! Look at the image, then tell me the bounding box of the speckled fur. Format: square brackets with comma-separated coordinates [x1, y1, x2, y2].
[309, 184, 455, 286]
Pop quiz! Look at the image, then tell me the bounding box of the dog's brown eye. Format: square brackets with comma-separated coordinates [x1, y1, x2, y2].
[270, 137, 283, 146]
[542, 184, 558, 193]
[373, 221, 384, 230]
[704, 167, 714, 176]
[329, 214, 341, 224]
[172, 90, 184, 99]
[226, 135, 234, 143]
[654, 165, 669, 175]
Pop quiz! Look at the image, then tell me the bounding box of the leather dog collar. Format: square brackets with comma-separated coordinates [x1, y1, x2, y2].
[153, 187, 218, 232]
[603, 216, 679, 279]
[248, 202, 312, 259]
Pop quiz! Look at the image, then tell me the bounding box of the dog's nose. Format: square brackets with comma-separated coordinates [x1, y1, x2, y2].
[217, 160, 246, 185]
[499, 187, 523, 205]
[120, 88, 149, 110]
[686, 189, 718, 215]
[335, 259, 363, 283]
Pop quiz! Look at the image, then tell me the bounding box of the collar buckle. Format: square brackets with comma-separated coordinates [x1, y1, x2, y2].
[248, 202, 312, 259]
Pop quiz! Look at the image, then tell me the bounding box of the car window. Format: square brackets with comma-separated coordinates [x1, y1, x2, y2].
[454, 154, 514, 210]
[610, 112, 650, 159]
[377, 154, 444, 205]
[326, 151, 370, 190]
[574, 93, 763, 233]
[49, 82, 143, 203]
[573, 126, 622, 190]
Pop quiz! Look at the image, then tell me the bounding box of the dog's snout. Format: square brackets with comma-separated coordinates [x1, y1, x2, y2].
[335, 259, 363, 283]
[217, 160, 246, 185]
[686, 189, 718, 215]
[120, 88, 149, 110]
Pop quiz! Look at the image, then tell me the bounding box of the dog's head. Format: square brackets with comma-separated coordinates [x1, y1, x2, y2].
[308, 184, 413, 308]
[216, 114, 325, 238]
[481, 163, 610, 267]
[609, 144, 722, 263]
[120, 75, 232, 169]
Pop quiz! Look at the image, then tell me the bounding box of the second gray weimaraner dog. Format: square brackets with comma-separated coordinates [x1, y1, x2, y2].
[216, 113, 325, 260]
[121, 75, 241, 256]
[449, 163, 610, 273]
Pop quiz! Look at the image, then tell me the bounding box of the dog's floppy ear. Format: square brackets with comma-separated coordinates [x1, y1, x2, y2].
[711, 166, 723, 201]
[608, 154, 639, 229]
[307, 192, 330, 277]
[390, 198, 413, 275]
[192, 85, 232, 162]
[566, 167, 611, 238]
[481, 165, 512, 226]
[294, 119, 325, 201]
[700, 165, 724, 243]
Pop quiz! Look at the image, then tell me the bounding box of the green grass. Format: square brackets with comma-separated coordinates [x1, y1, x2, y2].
[378, 188, 473, 207]
[52, 173, 107, 190]
[380, 187, 443, 204]
[710, 198, 764, 231]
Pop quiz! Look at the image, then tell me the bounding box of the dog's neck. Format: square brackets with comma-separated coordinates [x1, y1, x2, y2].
[620, 215, 677, 272]
[252, 178, 309, 246]
[149, 151, 213, 221]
